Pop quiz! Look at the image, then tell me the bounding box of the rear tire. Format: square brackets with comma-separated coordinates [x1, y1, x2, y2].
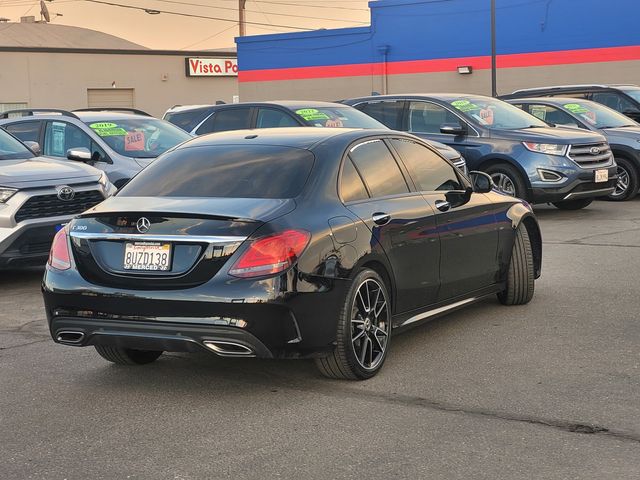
[552, 198, 593, 210]
[94, 345, 162, 365]
[498, 225, 535, 306]
[605, 157, 639, 201]
[315, 269, 391, 380]
[484, 163, 528, 200]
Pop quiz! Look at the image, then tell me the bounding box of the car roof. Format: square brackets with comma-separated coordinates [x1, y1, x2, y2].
[345, 93, 494, 102]
[506, 97, 603, 105]
[511, 84, 639, 94]
[165, 100, 355, 114]
[74, 111, 158, 123]
[178, 127, 394, 150]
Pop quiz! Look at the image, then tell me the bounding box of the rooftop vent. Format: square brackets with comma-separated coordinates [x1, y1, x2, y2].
[20, 16, 36, 23]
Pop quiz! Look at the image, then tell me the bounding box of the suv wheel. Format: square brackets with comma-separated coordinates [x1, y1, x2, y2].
[552, 198, 593, 210]
[485, 163, 527, 200]
[606, 157, 639, 201]
[315, 269, 391, 380]
[94, 345, 163, 365]
[498, 224, 534, 305]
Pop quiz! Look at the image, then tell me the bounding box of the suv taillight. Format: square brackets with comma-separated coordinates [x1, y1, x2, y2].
[229, 229, 310, 278]
[48, 228, 71, 270]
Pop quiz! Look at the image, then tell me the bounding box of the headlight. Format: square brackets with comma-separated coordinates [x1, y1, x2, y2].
[0, 187, 18, 203]
[522, 142, 568, 156]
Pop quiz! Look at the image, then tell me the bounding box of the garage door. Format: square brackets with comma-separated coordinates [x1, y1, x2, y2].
[87, 88, 135, 108]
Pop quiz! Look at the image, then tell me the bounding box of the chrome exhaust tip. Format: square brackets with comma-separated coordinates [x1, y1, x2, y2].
[203, 340, 255, 357]
[56, 330, 85, 344]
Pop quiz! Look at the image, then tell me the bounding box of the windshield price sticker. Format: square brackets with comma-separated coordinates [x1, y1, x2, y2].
[563, 103, 590, 114]
[296, 108, 330, 121]
[125, 131, 146, 151]
[451, 100, 480, 113]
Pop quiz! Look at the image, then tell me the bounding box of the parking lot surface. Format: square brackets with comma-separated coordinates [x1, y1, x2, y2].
[1, 200, 639, 479]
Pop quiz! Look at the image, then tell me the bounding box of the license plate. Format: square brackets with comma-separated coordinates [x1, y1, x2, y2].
[123, 242, 171, 271]
[595, 169, 608, 183]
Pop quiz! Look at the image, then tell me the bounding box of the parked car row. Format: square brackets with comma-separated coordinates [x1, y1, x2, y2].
[2, 83, 637, 379]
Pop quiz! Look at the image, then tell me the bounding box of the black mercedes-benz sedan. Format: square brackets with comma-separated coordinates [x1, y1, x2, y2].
[42, 128, 542, 379]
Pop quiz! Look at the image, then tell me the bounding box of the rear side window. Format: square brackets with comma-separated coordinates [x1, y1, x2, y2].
[3, 121, 42, 143]
[390, 138, 462, 192]
[356, 101, 404, 130]
[348, 139, 409, 198]
[211, 108, 252, 132]
[165, 109, 213, 132]
[340, 158, 369, 203]
[119, 145, 314, 199]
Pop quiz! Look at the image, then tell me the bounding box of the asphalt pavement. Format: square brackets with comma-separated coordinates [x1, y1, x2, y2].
[1, 200, 639, 479]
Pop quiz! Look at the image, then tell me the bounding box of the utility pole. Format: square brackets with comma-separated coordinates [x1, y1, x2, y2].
[239, 0, 247, 37]
[491, 0, 497, 97]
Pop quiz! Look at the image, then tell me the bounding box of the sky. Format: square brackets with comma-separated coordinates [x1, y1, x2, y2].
[0, 0, 373, 50]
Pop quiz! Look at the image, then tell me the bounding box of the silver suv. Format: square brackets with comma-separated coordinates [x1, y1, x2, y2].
[0, 127, 115, 268]
[0, 109, 192, 189]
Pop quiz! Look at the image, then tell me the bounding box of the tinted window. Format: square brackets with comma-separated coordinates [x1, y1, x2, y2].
[345, 102, 403, 129]
[164, 108, 213, 133]
[590, 92, 637, 114]
[348, 139, 408, 198]
[340, 158, 369, 203]
[119, 145, 314, 199]
[391, 139, 462, 191]
[211, 108, 252, 132]
[256, 108, 299, 128]
[4, 121, 41, 143]
[195, 113, 215, 135]
[525, 105, 581, 128]
[408, 102, 462, 133]
[0, 128, 33, 160]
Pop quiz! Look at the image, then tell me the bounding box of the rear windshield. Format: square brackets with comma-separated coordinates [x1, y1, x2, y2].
[292, 106, 386, 129]
[118, 144, 315, 199]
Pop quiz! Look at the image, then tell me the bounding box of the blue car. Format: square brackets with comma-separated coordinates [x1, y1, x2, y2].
[343, 94, 617, 210]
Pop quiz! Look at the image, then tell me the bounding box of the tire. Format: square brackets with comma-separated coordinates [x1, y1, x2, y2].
[498, 225, 535, 306]
[605, 157, 639, 201]
[94, 345, 162, 365]
[484, 163, 528, 200]
[315, 269, 391, 380]
[551, 198, 593, 210]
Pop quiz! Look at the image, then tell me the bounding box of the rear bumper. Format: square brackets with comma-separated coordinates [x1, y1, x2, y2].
[42, 266, 349, 358]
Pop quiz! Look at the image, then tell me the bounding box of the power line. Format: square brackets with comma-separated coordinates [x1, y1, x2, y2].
[258, 1, 369, 11]
[83, 0, 314, 30]
[150, 0, 368, 24]
[179, 22, 237, 50]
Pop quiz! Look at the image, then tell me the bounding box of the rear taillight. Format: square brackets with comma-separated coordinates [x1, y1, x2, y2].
[229, 229, 310, 278]
[48, 228, 71, 270]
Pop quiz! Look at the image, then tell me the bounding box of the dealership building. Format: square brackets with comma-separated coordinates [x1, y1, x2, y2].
[236, 0, 640, 101]
[0, 21, 238, 117]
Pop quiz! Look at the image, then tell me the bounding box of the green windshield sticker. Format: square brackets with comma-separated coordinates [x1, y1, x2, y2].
[563, 103, 590, 114]
[89, 122, 118, 129]
[93, 127, 128, 137]
[451, 100, 480, 112]
[295, 108, 330, 121]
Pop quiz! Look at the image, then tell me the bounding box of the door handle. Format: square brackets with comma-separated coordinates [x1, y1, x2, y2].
[372, 212, 391, 226]
[434, 200, 451, 212]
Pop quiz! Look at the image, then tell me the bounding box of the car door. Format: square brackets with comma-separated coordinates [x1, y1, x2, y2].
[388, 137, 500, 300]
[42, 120, 111, 168]
[254, 107, 302, 128]
[405, 100, 483, 166]
[342, 138, 441, 313]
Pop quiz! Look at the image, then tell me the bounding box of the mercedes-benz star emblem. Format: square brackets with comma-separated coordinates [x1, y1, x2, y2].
[590, 146, 601, 155]
[136, 217, 151, 234]
[56, 186, 75, 202]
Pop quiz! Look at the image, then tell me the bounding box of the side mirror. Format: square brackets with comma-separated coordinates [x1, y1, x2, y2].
[469, 171, 494, 193]
[24, 141, 41, 156]
[440, 123, 466, 135]
[66, 147, 92, 162]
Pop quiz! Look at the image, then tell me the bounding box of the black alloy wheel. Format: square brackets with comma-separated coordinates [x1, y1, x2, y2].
[606, 157, 639, 201]
[485, 163, 528, 200]
[316, 269, 391, 380]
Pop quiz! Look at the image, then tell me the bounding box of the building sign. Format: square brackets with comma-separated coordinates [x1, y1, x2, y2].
[185, 58, 238, 77]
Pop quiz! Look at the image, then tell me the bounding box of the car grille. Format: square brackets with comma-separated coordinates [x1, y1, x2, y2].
[15, 190, 105, 223]
[568, 143, 613, 168]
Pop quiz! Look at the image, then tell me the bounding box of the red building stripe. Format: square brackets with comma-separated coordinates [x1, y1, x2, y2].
[238, 45, 640, 83]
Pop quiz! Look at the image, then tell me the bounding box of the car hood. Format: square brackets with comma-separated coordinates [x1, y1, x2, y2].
[134, 158, 154, 169]
[493, 127, 605, 144]
[429, 140, 460, 160]
[602, 125, 640, 141]
[0, 156, 101, 187]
